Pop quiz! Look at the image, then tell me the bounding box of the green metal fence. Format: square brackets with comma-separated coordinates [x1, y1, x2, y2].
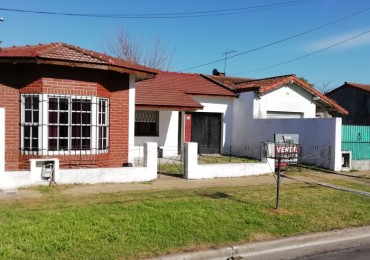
[342, 125, 370, 160]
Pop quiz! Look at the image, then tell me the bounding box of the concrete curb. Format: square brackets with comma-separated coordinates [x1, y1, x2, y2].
[149, 225, 370, 260]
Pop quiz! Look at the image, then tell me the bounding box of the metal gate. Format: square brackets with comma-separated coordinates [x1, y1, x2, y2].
[157, 146, 184, 177]
[190, 112, 221, 154]
[342, 125, 370, 160]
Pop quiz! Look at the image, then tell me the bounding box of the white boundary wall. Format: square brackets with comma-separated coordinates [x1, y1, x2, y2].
[0, 142, 158, 190]
[232, 118, 342, 171]
[184, 142, 274, 180]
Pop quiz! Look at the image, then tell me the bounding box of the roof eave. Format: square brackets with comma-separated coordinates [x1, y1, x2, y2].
[0, 57, 156, 80]
[135, 104, 203, 111]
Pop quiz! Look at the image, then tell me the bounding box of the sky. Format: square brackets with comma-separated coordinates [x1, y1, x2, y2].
[1, 0, 369, 91]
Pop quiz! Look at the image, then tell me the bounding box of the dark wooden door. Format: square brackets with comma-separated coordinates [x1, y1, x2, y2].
[191, 113, 221, 154]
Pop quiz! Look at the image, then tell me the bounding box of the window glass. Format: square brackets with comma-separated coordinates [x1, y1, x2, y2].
[135, 110, 159, 136]
[21, 94, 109, 154]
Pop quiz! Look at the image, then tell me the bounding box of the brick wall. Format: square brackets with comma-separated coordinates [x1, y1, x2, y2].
[0, 64, 130, 170]
[0, 84, 20, 170]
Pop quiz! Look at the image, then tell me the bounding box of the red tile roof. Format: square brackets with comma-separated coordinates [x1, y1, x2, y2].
[234, 74, 348, 115]
[136, 71, 236, 110]
[206, 75, 255, 89]
[0, 43, 156, 78]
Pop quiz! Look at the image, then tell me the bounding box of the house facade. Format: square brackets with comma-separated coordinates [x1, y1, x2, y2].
[134, 71, 236, 157]
[0, 43, 155, 171]
[135, 72, 348, 170]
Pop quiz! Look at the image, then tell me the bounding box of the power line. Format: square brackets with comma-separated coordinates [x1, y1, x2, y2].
[236, 29, 370, 75]
[0, 0, 311, 19]
[179, 6, 370, 72]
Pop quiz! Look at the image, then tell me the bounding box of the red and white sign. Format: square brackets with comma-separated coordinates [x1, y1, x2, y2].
[274, 144, 300, 166]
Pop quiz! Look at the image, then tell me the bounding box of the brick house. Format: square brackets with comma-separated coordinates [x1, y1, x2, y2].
[0, 43, 156, 171]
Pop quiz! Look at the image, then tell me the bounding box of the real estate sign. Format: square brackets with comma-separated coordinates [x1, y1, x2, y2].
[274, 134, 300, 166]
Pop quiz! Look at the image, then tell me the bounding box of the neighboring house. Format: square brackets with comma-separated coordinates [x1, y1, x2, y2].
[326, 82, 370, 170]
[135, 71, 348, 170]
[326, 82, 370, 125]
[0, 43, 156, 171]
[135, 71, 236, 155]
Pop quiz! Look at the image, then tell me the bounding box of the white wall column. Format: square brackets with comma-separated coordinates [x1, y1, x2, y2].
[144, 142, 158, 172]
[333, 117, 342, 171]
[0, 108, 5, 172]
[184, 142, 198, 179]
[128, 74, 136, 163]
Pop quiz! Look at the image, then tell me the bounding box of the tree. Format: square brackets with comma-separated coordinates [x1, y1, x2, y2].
[105, 28, 172, 70]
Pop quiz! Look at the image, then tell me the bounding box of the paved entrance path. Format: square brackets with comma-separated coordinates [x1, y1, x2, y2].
[2, 170, 370, 199]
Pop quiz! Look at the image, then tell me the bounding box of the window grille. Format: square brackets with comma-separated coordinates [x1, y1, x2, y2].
[135, 110, 159, 136]
[22, 95, 40, 152]
[98, 98, 109, 150]
[20, 94, 110, 155]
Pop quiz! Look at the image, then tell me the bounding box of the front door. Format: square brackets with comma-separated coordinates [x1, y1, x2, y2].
[191, 112, 221, 154]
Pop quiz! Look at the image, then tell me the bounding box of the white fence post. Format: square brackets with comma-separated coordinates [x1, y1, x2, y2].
[184, 142, 198, 179]
[0, 108, 5, 173]
[144, 142, 158, 174]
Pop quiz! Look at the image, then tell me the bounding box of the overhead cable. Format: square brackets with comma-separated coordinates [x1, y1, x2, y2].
[237, 29, 370, 74]
[0, 0, 311, 19]
[179, 6, 370, 72]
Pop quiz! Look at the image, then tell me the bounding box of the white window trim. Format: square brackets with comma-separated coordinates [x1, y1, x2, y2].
[21, 94, 109, 155]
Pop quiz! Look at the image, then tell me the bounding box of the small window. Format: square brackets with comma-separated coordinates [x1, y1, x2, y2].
[135, 110, 159, 136]
[266, 111, 303, 119]
[98, 98, 109, 150]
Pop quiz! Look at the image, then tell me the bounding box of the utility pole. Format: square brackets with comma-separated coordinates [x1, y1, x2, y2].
[222, 50, 236, 75]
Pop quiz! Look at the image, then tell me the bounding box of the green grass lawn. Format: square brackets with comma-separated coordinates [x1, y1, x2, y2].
[1, 183, 370, 259]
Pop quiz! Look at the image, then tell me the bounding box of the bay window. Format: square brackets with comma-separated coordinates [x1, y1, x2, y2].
[20, 94, 109, 155]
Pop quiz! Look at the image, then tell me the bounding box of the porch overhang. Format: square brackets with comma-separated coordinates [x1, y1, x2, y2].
[135, 104, 202, 111]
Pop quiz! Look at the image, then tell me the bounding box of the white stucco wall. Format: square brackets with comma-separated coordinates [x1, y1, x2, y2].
[184, 142, 274, 179]
[128, 74, 136, 163]
[134, 110, 179, 157]
[0, 142, 158, 190]
[253, 83, 316, 118]
[231, 117, 342, 171]
[192, 96, 234, 153]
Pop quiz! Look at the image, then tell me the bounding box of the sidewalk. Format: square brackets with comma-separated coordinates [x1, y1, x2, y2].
[1, 170, 369, 199]
[150, 225, 370, 260]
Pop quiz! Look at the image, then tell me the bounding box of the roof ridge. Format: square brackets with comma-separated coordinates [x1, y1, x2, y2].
[345, 81, 370, 87]
[158, 70, 201, 76]
[58, 43, 110, 63]
[36, 42, 63, 56]
[242, 74, 295, 83]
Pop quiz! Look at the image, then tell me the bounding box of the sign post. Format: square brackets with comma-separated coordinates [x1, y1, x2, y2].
[266, 134, 301, 209]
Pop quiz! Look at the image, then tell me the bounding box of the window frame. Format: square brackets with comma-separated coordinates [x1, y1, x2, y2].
[266, 111, 303, 119]
[20, 94, 110, 155]
[134, 110, 159, 137]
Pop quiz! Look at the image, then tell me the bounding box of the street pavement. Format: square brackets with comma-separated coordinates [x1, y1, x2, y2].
[151, 225, 370, 260]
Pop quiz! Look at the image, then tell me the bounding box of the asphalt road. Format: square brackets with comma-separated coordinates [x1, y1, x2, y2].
[153, 226, 370, 260]
[297, 244, 370, 260]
